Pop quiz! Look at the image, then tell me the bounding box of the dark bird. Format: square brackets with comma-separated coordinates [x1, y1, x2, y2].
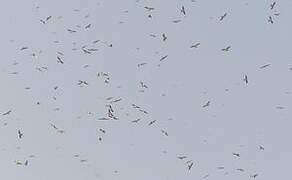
[219, 13, 227, 21]
[160, 55, 168, 61]
[144, 6, 155, 11]
[260, 64, 271, 69]
[57, 56, 64, 64]
[250, 174, 259, 178]
[244, 75, 248, 84]
[181, 6, 186, 15]
[177, 156, 187, 160]
[161, 130, 168, 136]
[148, 120, 156, 126]
[20, 47, 29, 51]
[67, 29, 77, 33]
[85, 23, 91, 29]
[259, 145, 265, 150]
[131, 118, 141, 123]
[18, 130, 23, 139]
[221, 46, 231, 51]
[187, 162, 194, 170]
[99, 128, 106, 133]
[24, 160, 28, 166]
[162, 33, 167, 41]
[232, 152, 240, 157]
[268, 16, 274, 24]
[270, 2, 276, 10]
[202, 101, 210, 108]
[2, 110, 11, 116]
[236, 168, 245, 172]
[190, 43, 200, 48]
[46, 16, 52, 21]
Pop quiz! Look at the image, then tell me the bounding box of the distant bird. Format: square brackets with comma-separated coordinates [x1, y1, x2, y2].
[259, 145, 265, 150]
[177, 156, 187, 160]
[18, 130, 23, 139]
[20, 47, 28, 51]
[57, 56, 64, 64]
[244, 75, 248, 84]
[268, 16, 274, 24]
[160, 55, 168, 61]
[162, 33, 167, 41]
[148, 120, 156, 126]
[181, 6, 186, 15]
[187, 162, 194, 170]
[260, 64, 271, 69]
[221, 46, 231, 51]
[270, 2, 276, 10]
[202, 101, 210, 108]
[172, 20, 182, 23]
[46, 16, 52, 21]
[2, 110, 11, 116]
[24, 160, 28, 166]
[67, 29, 77, 33]
[250, 174, 259, 178]
[190, 43, 200, 48]
[236, 168, 245, 172]
[131, 118, 141, 123]
[232, 152, 240, 157]
[85, 23, 91, 29]
[219, 13, 227, 21]
[161, 130, 168, 136]
[99, 129, 106, 133]
[144, 6, 155, 11]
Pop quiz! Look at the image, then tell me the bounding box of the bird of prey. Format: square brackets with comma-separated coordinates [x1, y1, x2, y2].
[268, 16, 274, 24]
[2, 110, 11, 116]
[244, 75, 248, 84]
[181, 6, 186, 15]
[219, 13, 227, 21]
[202, 101, 210, 108]
[221, 46, 231, 51]
[162, 33, 167, 41]
[270, 2, 276, 10]
[190, 43, 200, 48]
[18, 130, 23, 139]
[232, 152, 240, 157]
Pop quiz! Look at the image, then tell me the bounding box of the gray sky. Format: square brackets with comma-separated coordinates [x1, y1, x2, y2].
[0, 0, 291, 179]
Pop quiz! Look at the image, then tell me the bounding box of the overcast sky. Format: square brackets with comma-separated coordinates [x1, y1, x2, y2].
[0, 0, 291, 179]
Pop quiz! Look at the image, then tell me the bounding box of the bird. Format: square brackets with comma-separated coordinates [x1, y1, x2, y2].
[202, 101, 210, 108]
[250, 174, 259, 178]
[244, 75, 248, 84]
[232, 152, 240, 157]
[144, 6, 155, 11]
[260, 64, 271, 69]
[221, 46, 231, 51]
[131, 118, 141, 123]
[161, 130, 168, 136]
[259, 145, 265, 150]
[85, 23, 91, 29]
[160, 55, 168, 61]
[18, 130, 23, 139]
[270, 2, 276, 10]
[181, 6, 186, 15]
[148, 120, 156, 126]
[268, 16, 274, 24]
[57, 56, 64, 64]
[219, 13, 227, 21]
[162, 33, 167, 41]
[177, 156, 187, 160]
[190, 43, 200, 48]
[2, 110, 11, 116]
[187, 162, 194, 170]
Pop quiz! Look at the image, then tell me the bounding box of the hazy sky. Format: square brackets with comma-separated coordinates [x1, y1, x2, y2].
[0, 0, 291, 179]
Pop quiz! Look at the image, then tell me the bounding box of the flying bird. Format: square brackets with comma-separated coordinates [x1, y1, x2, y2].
[219, 13, 227, 21]
[181, 6, 186, 15]
[221, 46, 231, 51]
[18, 130, 23, 139]
[244, 75, 248, 84]
[202, 101, 210, 108]
[270, 2, 276, 10]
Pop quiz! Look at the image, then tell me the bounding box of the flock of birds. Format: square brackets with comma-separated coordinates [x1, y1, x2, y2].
[1, 0, 289, 179]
